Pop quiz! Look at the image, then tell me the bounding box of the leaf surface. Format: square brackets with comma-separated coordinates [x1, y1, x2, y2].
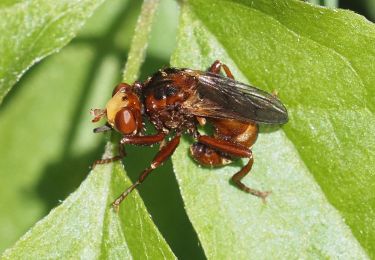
[2, 147, 175, 259]
[171, 0, 375, 258]
[0, 0, 106, 104]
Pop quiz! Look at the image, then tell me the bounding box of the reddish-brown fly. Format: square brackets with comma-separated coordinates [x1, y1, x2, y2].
[91, 60, 288, 210]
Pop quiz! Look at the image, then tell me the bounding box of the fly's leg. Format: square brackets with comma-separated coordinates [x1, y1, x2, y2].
[198, 135, 271, 202]
[120, 132, 165, 145]
[92, 144, 126, 168]
[209, 60, 235, 79]
[190, 142, 232, 166]
[92, 133, 165, 168]
[112, 135, 180, 211]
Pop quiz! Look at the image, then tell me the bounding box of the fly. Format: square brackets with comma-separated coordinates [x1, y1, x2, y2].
[91, 60, 288, 210]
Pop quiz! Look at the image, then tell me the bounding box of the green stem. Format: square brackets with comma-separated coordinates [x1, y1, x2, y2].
[108, 0, 160, 154]
[122, 0, 160, 83]
[308, 0, 338, 8]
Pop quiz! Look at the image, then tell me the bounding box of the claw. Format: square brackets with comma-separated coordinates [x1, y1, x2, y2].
[259, 190, 272, 204]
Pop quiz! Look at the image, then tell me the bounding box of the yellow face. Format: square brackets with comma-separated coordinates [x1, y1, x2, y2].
[106, 90, 129, 127]
[91, 83, 142, 135]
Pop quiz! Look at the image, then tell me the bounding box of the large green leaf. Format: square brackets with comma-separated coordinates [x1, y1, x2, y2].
[0, 0, 106, 104]
[1, 148, 175, 259]
[2, 0, 374, 258]
[171, 0, 374, 258]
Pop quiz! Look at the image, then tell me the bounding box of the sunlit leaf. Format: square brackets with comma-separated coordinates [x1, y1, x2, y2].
[2, 147, 175, 259]
[0, 0, 106, 104]
[171, 0, 374, 258]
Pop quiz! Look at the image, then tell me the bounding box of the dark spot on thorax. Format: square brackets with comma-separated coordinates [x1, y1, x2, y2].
[165, 85, 178, 97]
[154, 86, 165, 100]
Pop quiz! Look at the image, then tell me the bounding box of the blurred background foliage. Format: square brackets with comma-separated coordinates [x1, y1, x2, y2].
[309, 0, 375, 22]
[0, 0, 373, 258]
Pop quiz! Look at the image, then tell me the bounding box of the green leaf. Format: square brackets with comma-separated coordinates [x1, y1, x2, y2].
[0, 0, 106, 104]
[1, 145, 175, 259]
[171, 0, 374, 258]
[0, 43, 109, 252]
[0, 0, 177, 257]
[122, 0, 160, 83]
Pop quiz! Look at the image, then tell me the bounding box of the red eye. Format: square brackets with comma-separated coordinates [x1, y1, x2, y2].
[112, 83, 130, 97]
[114, 108, 137, 135]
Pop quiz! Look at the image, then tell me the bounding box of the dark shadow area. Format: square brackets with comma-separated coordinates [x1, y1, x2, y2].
[339, 0, 374, 22]
[31, 1, 205, 259]
[36, 144, 105, 209]
[123, 143, 205, 260]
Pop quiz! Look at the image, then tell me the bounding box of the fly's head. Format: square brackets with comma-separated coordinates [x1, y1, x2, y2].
[91, 83, 143, 135]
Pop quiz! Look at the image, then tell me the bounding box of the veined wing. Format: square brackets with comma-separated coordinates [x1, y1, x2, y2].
[184, 72, 288, 124]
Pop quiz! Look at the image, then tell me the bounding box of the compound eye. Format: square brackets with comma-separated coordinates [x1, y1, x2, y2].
[114, 108, 137, 135]
[112, 83, 130, 97]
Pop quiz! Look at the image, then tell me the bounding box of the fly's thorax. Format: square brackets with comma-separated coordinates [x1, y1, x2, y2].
[143, 70, 198, 113]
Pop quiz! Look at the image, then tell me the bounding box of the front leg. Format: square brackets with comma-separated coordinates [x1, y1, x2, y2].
[120, 132, 165, 145]
[92, 143, 126, 168]
[112, 134, 181, 211]
[92, 133, 166, 168]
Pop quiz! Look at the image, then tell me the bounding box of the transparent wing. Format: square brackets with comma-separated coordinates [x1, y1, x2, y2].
[185, 72, 288, 124]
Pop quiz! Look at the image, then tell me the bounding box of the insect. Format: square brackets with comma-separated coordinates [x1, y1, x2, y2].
[91, 60, 288, 210]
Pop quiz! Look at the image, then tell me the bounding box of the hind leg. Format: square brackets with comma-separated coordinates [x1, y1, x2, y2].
[190, 142, 231, 167]
[195, 135, 270, 201]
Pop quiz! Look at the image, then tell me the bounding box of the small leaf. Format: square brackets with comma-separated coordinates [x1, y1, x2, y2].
[0, 0, 106, 104]
[1, 144, 175, 259]
[171, 0, 374, 258]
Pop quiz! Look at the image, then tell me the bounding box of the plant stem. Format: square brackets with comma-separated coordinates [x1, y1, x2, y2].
[122, 0, 160, 83]
[108, 0, 160, 154]
[308, 0, 338, 8]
